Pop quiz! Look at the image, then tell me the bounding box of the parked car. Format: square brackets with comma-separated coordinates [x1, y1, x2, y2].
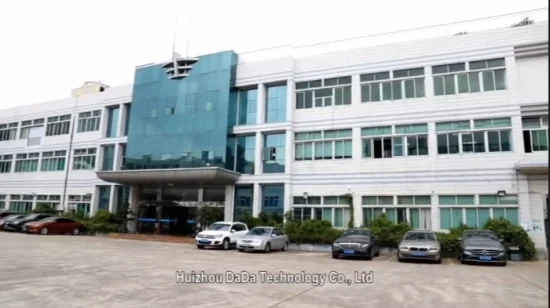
[458, 230, 507, 266]
[0, 211, 16, 219]
[24, 217, 84, 235]
[3, 213, 53, 232]
[332, 228, 380, 260]
[195, 221, 248, 250]
[237, 226, 289, 253]
[0, 214, 27, 229]
[397, 230, 442, 263]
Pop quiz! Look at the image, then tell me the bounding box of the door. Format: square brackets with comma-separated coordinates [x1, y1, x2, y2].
[57, 218, 76, 233]
[271, 228, 285, 249]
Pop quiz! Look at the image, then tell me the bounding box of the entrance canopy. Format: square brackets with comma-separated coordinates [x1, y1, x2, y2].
[516, 156, 549, 175]
[96, 167, 240, 186]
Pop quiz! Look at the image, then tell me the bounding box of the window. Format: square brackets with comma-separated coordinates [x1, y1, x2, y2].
[9, 196, 33, 212]
[102, 145, 115, 171]
[234, 135, 256, 174]
[522, 116, 548, 152]
[165, 97, 177, 115]
[14, 153, 39, 172]
[106, 106, 120, 137]
[439, 195, 475, 205]
[292, 196, 322, 205]
[362, 196, 394, 205]
[237, 88, 257, 125]
[363, 207, 431, 229]
[296, 76, 351, 109]
[295, 129, 352, 160]
[0, 122, 18, 141]
[292, 196, 350, 227]
[20, 118, 45, 145]
[436, 118, 512, 154]
[263, 133, 286, 173]
[184, 94, 197, 114]
[68, 194, 92, 215]
[36, 195, 60, 210]
[361, 68, 425, 102]
[0, 154, 12, 173]
[362, 124, 428, 158]
[433, 58, 506, 96]
[40, 150, 66, 171]
[265, 85, 287, 123]
[77, 110, 101, 133]
[45, 115, 71, 136]
[479, 194, 518, 205]
[439, 194, 518, 229]
[73, 148, 97, 170]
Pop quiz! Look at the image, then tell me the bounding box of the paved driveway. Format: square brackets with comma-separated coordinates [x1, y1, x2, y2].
[0, 233, 547, 308]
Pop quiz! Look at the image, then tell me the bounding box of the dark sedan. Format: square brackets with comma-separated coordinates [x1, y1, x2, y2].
[332, 229, 379, 260]
[458, 230, 507, 266]
[3, 213, 53, 232]
[0, 211, 16, 219]
[0, 214, 27, 229]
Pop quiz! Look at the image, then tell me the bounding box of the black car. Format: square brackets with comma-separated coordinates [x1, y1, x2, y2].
[0, 211, 16, 219]
[3, 213, 53, 232]
[332, 228, 379, 260]
[0, 214, 26, 229]
[458, 230, 507, 266]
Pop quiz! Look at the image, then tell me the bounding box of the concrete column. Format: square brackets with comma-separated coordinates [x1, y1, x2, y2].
[90, 186, 100, 216]
[427, 123, 437, 159]
[197, 188, 204, 202]
[286, 79, 295, 122]
[254, 132, 263, 175]
[117, 103, 128, 137]
[430, 194, 439, 231]
[100, 106, 110, 138]
[352, 127, 361, 161]
[351, 74, 361, 105]
[127, 186, 140, 233]
[256, 84, 266, 124]
[252, 183, 262, 217]
[113, 144, 121, 171]
[109, 185, 117, 213]
[353, 194, 363, 227]
[284, 130, 293, 174]
[283, 183, 292, 217]
[156, 188, 162, 201]
[424, 66, 434, 99]
[224, 185, 235, 221]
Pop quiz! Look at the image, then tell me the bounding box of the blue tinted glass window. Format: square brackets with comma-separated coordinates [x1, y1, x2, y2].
[263, 133, 286, 173]
[124, 105, 131, 136]
[106, 107, 120, 138]
[262, 185, 284, 216]
[102, 145, 115, 171]
[236, 135, 255, 174]
[237, 89, 257, 125]
[234, 186, 253, 220]
[124, 51, 237, 170]
[98, 186, 111, 211]
[265, 85, 287, 123]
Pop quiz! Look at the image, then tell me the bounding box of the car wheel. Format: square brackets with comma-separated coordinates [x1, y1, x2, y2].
[366, 248, 373, 260]
[238, 249, 245, 252]
[40, 227, 48, 235]
[435, 257, 442, 264]
[197, 245, 205, 249]
[397, 255, 403, 262]
[332, 253, 339, 259]
[72, 228, 80, 235]
[264, 242, 271, 253]
[282, 242, 288, 251]
[500, 261, 507, 267]
[375, 248, 380, 257]
[222, 238, 230, 250]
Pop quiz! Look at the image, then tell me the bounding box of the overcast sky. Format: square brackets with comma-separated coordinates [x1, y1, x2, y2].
[0, 0, 547, 109]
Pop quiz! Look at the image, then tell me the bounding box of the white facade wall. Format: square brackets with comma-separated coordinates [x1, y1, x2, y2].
[0, 22, 547, 256]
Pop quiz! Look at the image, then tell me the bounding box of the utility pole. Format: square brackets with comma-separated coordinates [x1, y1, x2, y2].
[61, 95, 79, 213]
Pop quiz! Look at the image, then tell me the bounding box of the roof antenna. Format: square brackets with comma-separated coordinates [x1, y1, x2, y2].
[185, 16, 192, 57]
[172, 17, 179, 59]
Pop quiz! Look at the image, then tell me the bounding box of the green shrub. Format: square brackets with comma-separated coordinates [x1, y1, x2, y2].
[436, 231, 461, 257]
[284, 219, 343, 245]
[32, 203, 58, 215]
[82, 221, 119, 234]
[484, 218, 537, 260]
[240, 210, 284, 229]
[368, 214, 412, 247]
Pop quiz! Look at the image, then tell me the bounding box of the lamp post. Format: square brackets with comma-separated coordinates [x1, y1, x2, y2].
[61, 95, 80, 213]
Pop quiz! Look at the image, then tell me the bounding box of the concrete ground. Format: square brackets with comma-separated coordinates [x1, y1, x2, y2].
[0, 233, 548, 308]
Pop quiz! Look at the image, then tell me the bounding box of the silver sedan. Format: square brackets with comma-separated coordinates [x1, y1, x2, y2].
[397, 230, 442, 263]
[236, 226, 289, 253]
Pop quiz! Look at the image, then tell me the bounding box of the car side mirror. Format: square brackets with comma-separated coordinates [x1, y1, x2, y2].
[230, 229, 236, 233]
[271, 234, 276, 237]
[457, 238, 462, 241]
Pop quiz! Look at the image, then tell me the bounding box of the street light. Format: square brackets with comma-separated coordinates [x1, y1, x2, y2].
[497, 190, 507, 197]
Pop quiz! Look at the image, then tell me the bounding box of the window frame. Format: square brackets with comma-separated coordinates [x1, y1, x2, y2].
[294, 129, 352, 161]
[14, 152, 40, 173]
[360, 68, 426, 102]
[77, 110, 101, 133]
[361, 124, 429, 159]
[522, 116, 548, 153]
[0, 122, 18, 141]
[45, 115, 71, 136]
[40, 150, 67, 172]
[72, 148, 97, 170]
[295, 76, 352, 110]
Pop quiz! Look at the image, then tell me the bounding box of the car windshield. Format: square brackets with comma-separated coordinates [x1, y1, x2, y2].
[247, 228, 272, 236]
[464, 232, 499, 241]
[207, 223, 231, 231]
[342, 229, 371, 237]
[40, 217, 57, 222]
[23, 215, 38, 220]
[403, 232, 437, 241]
[5, 215, 23, 221]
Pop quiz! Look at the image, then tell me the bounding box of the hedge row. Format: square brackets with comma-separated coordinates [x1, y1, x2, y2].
[242, 211, 537, 260]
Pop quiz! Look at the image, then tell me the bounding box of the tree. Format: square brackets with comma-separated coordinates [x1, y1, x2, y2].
[196, 205, 224, 230]
[512, 17, 534, 27]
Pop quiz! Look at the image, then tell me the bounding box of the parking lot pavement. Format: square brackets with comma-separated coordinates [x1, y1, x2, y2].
[0, 233, 548, 308]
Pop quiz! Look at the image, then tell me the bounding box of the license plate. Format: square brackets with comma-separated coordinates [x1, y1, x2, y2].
[413, 252, 425, 256]
[343, 249, 354, 254]
[199, 240, 210, 244]
[479, 256, 492, 261]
